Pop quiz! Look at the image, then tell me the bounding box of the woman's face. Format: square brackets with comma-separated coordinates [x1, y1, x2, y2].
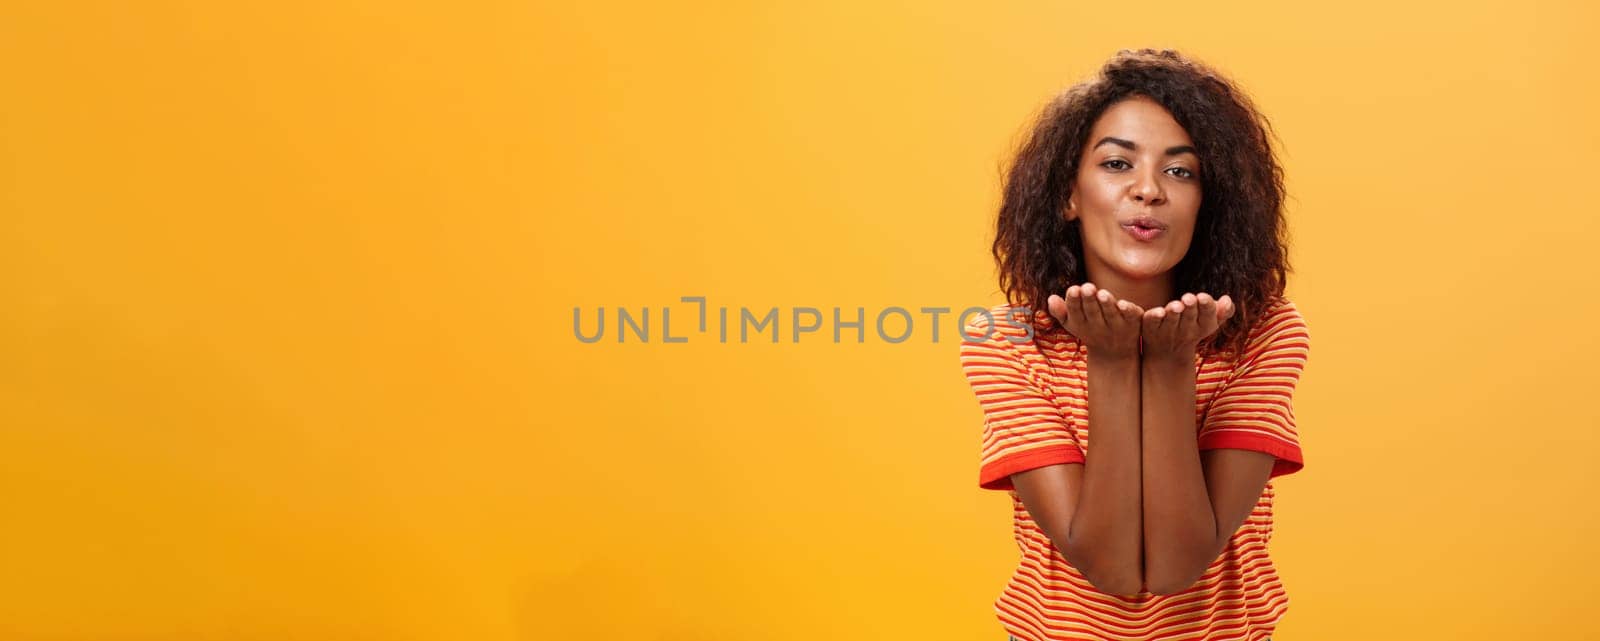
[1066, 95, 1202, 284]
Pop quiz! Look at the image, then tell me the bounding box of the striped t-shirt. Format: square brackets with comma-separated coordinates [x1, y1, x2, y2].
[959, 296, 1310, 641]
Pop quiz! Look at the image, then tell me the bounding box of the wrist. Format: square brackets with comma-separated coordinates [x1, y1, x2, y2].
[1142, 348, 1196, 371]
[1088, 344, 1141, 365]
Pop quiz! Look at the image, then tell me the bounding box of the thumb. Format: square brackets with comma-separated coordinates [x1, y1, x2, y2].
[1047, 294, 1068, 321]
[1216, 295, 1236, 320]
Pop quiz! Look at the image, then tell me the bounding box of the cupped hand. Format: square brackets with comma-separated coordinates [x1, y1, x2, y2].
[1139, 292, 1236, 359]
[1046, 282, 1144, 360]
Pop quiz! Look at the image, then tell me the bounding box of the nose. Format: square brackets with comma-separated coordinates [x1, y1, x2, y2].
[1130, 168, 1165, 205]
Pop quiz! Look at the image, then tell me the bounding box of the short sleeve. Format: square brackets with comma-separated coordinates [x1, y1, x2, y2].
[959, 308, 1085, 491]
[1197, 299, 1311, 479]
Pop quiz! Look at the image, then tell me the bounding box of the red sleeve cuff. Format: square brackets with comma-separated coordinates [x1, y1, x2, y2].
[1197, 431, 1304, 478]
[978, 445, 1086, 491]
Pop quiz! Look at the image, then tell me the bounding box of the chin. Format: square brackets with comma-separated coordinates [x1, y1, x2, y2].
[1111, 260, 1173, 280]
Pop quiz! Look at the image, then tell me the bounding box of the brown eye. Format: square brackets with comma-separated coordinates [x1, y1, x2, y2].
[1101, 159, 1131, 170]
[1166, 166, 1195, 179]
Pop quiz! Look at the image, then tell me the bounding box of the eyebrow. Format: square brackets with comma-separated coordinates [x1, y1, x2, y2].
[1093, 136, 1197, 157]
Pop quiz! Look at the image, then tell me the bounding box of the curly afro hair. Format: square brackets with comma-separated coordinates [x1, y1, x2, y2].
[992, 48, 1292, 360]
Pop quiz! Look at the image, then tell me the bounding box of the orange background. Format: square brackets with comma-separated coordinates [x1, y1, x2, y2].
[3, 2, 1598, 640]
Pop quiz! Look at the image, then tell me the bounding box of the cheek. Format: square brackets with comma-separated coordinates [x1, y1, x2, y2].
[1176, 216, 1200, 238]
[1169, 220, 1199, 248]
[1177, 187, 1203, 216]
[1172, 192, 1202, 237]
[1074, 177, 1121, 212]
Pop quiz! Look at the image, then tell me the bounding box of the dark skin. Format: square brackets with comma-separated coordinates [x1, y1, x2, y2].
[1011, 97, 1277, 597]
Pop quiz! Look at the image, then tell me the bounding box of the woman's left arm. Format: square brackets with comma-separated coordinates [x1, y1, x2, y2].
[1137, 293, 1276, 596]
[1139, 350, 1275, 596]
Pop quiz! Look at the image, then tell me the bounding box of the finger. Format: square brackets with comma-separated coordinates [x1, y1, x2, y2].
[1143, 301, 1169, 335]
[1217, 294, 1236, 321]
[1178, 296, 1199, 334]
[1196, 292, 1217, 328]
[1196, 292, 1216, 334]
[1047, 294, 1068, 325]
[1116, 298, 1143, 325]
[1165, 299, 1187, 335]
[1145, 303, 1171, 337]
[1113, 292, 1139, 327]
[1067, 285, 1087, 330]
[1097, 289, 1128, 330]
[1085, 287, 1112, 328]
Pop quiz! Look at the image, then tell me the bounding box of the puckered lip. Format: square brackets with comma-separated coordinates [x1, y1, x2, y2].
[1120, 215, 1168, 230]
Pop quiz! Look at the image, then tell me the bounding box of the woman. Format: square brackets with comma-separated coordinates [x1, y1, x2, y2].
[960, 49, 1311, 641]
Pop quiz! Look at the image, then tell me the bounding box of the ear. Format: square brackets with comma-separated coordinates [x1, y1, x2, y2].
[1063, 194, 1078, 222]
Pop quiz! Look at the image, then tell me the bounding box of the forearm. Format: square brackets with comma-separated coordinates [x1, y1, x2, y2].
[1065, 351, 1144, 596]
[1140, 352, 1219, 595]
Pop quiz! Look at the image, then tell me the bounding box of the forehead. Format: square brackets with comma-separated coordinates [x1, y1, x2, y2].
[1088, 96, 1193, 146]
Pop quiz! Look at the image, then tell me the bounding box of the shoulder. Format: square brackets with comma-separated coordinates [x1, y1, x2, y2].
[958, 303, 1049, 339]
[957, 302, 1073, 352]
[1238, 296, 1311, 363]
[1251, 296, 1309, 338]
[956, 303, 1060, 372]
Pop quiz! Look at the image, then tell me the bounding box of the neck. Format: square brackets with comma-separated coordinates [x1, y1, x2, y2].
[1082, 265, 1176, 313]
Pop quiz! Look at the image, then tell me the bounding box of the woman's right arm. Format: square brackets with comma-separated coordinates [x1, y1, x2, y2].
[1013, 284, 1146, 596]
[1012, 351, 1144, 596]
